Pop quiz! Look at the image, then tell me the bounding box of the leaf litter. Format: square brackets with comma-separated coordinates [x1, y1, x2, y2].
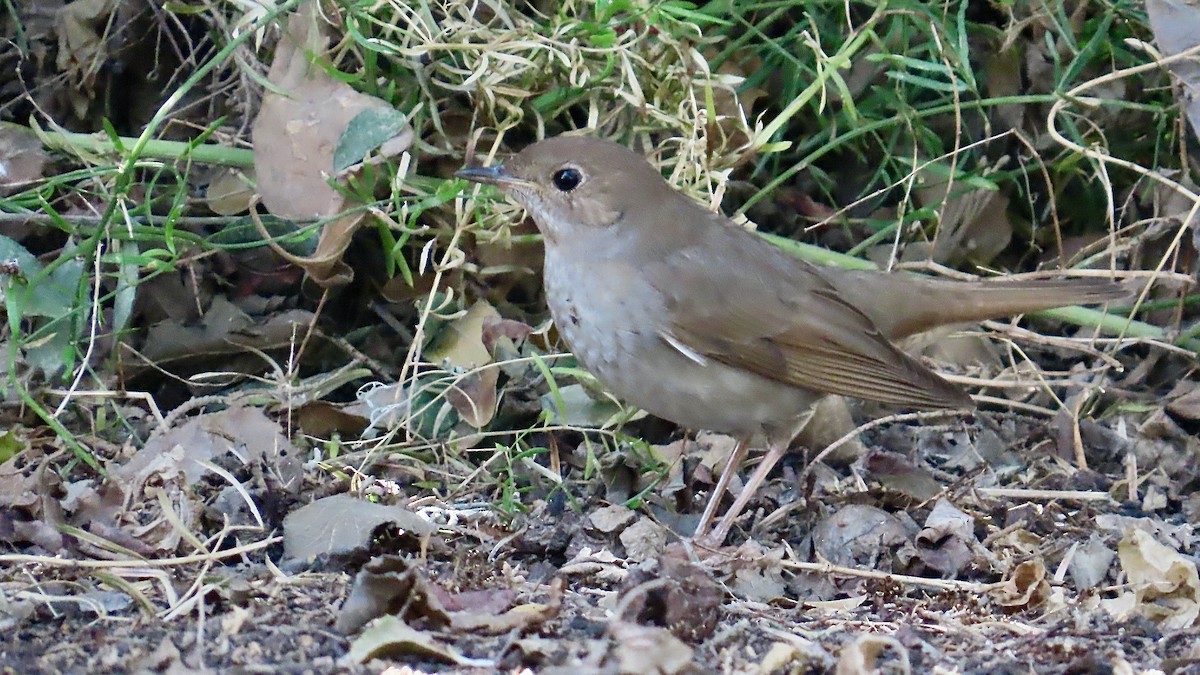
[1, 0, 1200, 672]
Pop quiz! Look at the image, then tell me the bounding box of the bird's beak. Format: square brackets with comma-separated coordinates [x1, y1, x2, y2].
[455, 164, 532, 189]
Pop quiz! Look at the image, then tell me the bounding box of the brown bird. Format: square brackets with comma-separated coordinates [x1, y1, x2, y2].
[457, 135, 1123, 546]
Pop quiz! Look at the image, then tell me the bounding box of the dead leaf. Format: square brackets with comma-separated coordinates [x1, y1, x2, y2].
[860, 450, 943, 502]
[727, 540, 788, 602]
[589, 504, 637, 534]
[1068, 534, 1116, 591]
[835, 634, 910, 675]
[608, 621, 694, 675]
[913, 499, 978, 577]
[0, 123, 50, 195]
[55, 0, 118, 114]
[283, 494, 433, 564]
[911, 167, 1013, 268]
[336, 555, 448, 634]
[119, 406, 302, 491]
[205, 168, 256, 215]
[1106, 528, 1200, 629]
[1146, 0, 1200, 144]
[810, 504, 910, 568]
[338, 555, 561, 636]
[444, 578, 562, 634]
[428, 301, 505, 428]
[346, 615, 486, 667]
[619, 517, 667, 562]
[251, 3, 413, 286]
[993, 559, 1050, 611]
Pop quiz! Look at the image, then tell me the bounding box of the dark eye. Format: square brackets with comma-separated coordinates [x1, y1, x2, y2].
[552, 168, 582, 192]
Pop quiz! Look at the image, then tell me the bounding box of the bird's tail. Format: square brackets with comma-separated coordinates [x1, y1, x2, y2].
[834, 272, 1126, 339]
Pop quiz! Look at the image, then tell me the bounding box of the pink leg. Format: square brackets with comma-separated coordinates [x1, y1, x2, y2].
[700, 439, 789, 547]
[692, 436, 750, 540]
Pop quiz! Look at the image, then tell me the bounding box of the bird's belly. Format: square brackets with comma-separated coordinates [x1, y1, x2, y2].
[544, 256, 817, 437]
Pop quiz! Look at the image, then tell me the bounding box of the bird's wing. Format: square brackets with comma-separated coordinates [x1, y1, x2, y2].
[650, 223, 972, 410]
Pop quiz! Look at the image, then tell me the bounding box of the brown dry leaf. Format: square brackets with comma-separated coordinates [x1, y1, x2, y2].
[1166, 382, 1200, 423]
[0, 123, 50, 195]
[589, 504, 637, 534]
[1146, 0, 1200, 143]
[798, 395, 867, 464]
[694, 432, 742, 485]
[618, 517, 667, 563]
[251, 3, 413, 286]
[835, 634, 911, 675]
[295, 400, 370, 438]
[860, 449, 943, 502]
[138, 295, 317, 366]
[0, 451, 66, 552]
[346, 615, 485, 667]
[810, 504, 910, 568]
[54, 0, 117, 115]
[340, 557, 441, 630]
[205, 168, 256, 215]
[338, 555, 560, 637]
[913, 499, 978, 577]
[444, 578, 562, 634]
[1105, 528, 1200, 629]
[283, 494, 433, 564]
[117, 405, 302, 490]
[727, 540, 787, 602]
[337, 555, 449, 634]
[608, 620, 694, 675]
[427, 301, 504, 428]
[993, 559, 1050, 611]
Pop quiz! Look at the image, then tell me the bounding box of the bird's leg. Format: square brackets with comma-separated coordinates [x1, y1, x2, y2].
[692, 436, 751, 540]
[701, 438, 789, 547]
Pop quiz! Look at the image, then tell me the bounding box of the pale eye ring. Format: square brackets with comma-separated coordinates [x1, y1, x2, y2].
[552, 167, 583, 192]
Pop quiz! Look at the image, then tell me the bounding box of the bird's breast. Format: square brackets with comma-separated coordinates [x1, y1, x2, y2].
[541, 246, 818, 438]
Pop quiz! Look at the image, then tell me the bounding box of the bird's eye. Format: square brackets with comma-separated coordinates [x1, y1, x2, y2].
[552, 167, 583, 192]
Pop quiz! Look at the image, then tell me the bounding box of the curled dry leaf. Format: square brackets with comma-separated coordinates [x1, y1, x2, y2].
[914, 499, 979, 578]
[346, 615, 487, 667]
[992, 559, 1050, 611]
[835, 634, 911, 675]
[608, 621, 694, 675]
[1105, 528, 1200, 629]
[251, 3, 413, 286]
[54, 0, 117, 111]
[337, 554, 561, 636]
[427, 301, 506, 429]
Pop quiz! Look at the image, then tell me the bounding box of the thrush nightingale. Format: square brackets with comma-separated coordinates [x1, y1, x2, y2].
[457, 135, 1123, 546]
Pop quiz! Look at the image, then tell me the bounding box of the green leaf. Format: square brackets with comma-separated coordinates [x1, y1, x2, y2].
[113, 240, 140, 336]
[333, 107, 409, 173]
